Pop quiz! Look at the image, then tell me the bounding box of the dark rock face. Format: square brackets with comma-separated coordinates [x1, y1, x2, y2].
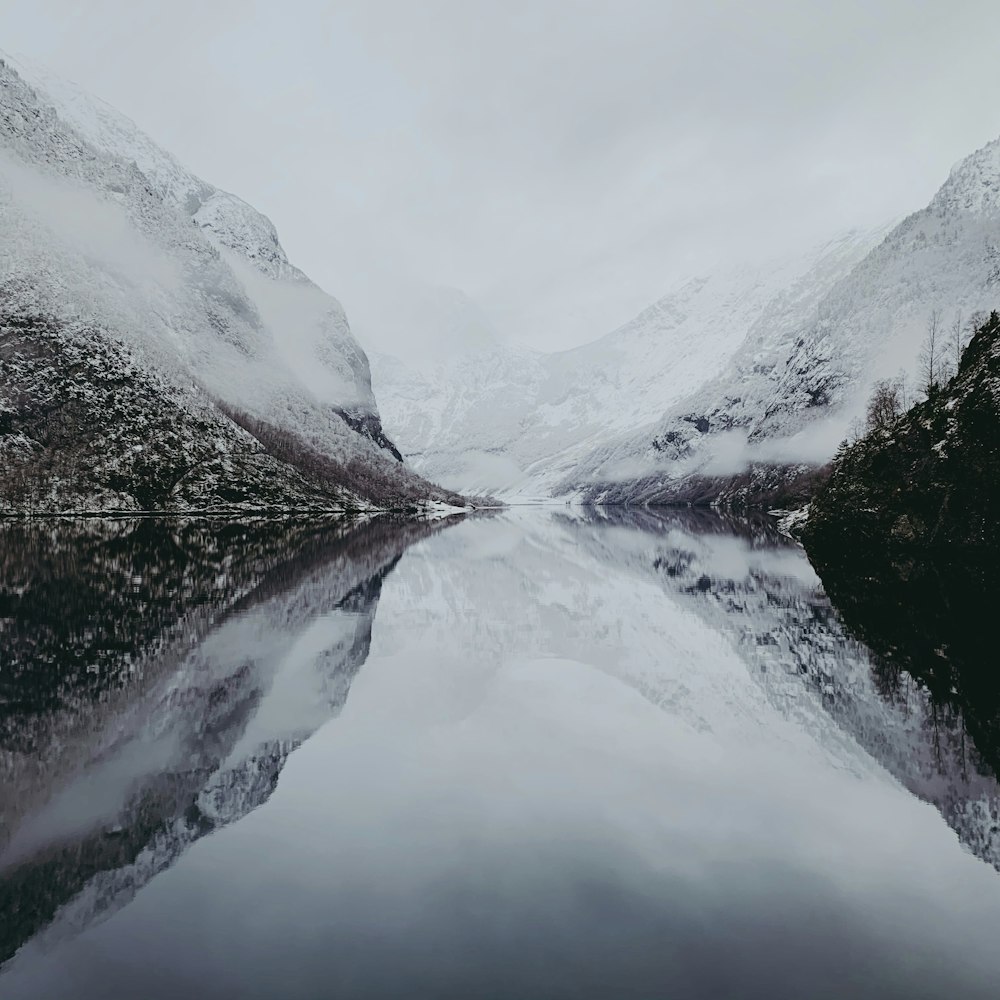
[333, 407, 405, 463]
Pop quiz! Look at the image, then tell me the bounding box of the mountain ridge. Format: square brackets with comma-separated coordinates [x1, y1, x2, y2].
[371, 228, 884, 497]
[564, 134, 1000, 504]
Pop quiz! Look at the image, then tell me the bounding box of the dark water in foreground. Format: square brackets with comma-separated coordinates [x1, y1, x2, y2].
[1, 509, 999, 999]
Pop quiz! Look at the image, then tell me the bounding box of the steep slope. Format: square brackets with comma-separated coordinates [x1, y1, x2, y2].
[0, 56, 460, 512]
[571, 139, 1000, 504]
[370, 231, 879, 497]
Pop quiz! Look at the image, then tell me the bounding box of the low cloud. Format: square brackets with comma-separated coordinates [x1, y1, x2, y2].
[595, 414, 854, 487]
[699, 419, 851, 476]
[0, 151, 182, 294]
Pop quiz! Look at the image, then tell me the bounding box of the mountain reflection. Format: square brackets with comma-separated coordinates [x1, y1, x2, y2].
[566, 507, 1000, 871]
[3, 509, 1000, 1000]
[0, 515, 454, 967]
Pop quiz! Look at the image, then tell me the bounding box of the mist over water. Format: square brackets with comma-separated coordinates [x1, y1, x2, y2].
[2, 510, 1000, 999]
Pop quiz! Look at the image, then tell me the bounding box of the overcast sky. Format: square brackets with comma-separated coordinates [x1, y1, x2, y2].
[3, 0, 1000, 352]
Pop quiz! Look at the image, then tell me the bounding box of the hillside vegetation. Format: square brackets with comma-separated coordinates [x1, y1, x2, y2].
[805, 311, 1000, 553]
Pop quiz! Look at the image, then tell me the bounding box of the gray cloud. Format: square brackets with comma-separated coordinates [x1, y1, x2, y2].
[3, 0, 1000, 353]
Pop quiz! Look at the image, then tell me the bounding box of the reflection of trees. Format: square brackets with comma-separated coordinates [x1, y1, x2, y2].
[0, 517, 426, 751]
[807, 537, 1000, 784]
[0, 514, 455, 968]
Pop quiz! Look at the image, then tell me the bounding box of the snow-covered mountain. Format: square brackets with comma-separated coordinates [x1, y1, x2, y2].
[0, 55, 462, 513]
[569, 138, 1000, 503]
[370, 231, 881, 497]
[6, 49, 998, 513]
[372, 134, 1000, 506]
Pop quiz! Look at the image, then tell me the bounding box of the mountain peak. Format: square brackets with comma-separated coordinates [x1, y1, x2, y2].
[933, 136, 1000, 216]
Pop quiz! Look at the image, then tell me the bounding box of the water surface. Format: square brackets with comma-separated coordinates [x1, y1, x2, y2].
[2, 509, 999, 999]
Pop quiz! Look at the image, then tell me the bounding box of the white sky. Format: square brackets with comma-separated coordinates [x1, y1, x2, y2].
[3, 0, 1000, 352]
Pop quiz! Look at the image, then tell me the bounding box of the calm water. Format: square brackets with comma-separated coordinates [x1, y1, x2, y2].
[2, 509, 999, 999]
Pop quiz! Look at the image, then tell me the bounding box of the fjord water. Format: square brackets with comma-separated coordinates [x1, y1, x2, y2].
[2, 511, 1000, 999]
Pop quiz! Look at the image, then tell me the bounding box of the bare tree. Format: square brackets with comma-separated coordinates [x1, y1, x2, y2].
[847, 416, 866, 445]
[950, 309, 964, 373]
[865, 377, 904, 435]
[954, 308, 987, 375]
[896, 369, 912, 411]
[969, 309, 988, 334]
[919, 308, 943, 395]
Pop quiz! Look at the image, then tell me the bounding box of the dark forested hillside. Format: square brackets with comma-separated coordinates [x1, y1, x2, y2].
[804, 311, 1000, 553]
[802, 312, 1000, 777]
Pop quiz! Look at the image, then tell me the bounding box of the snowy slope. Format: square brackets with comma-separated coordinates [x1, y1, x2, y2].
[370, 231, 880, 497]
[8, 51, 373, 404]
[0, 55, 459, 512]
[570, 138, 1000, 503]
